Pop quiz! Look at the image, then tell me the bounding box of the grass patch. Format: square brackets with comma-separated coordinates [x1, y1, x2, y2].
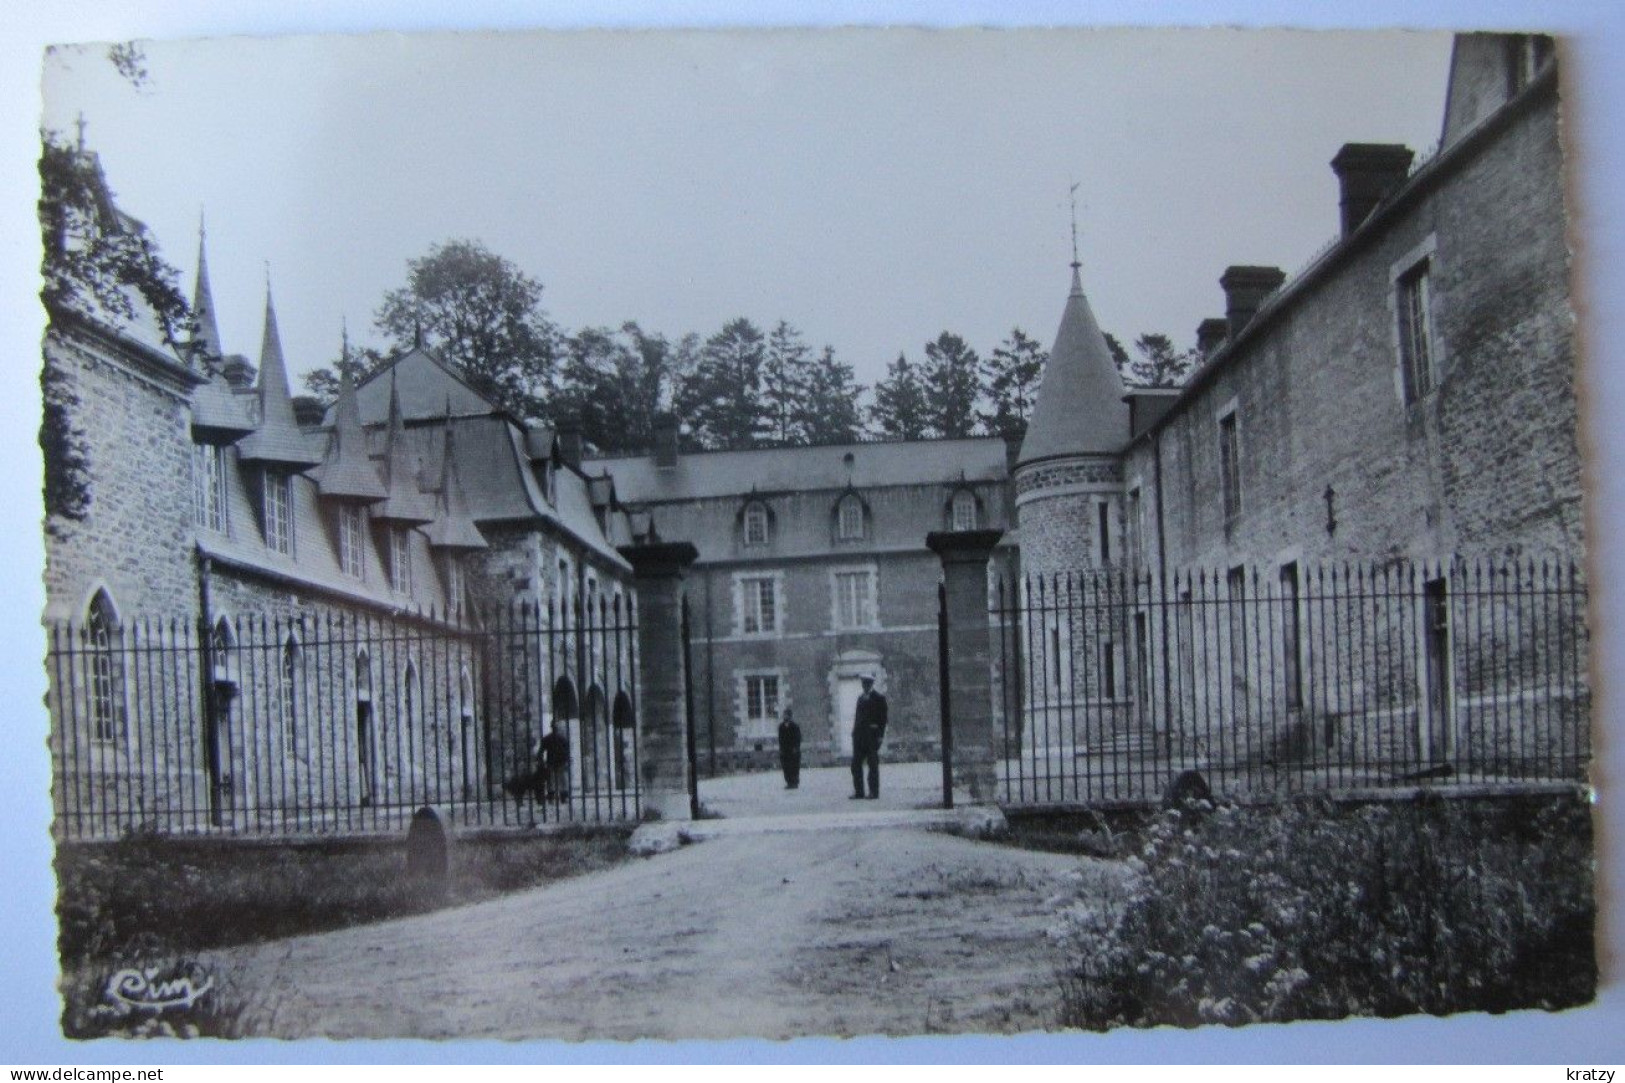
[1043, 793, 1595, 1029]
[57, 825, 634, 968]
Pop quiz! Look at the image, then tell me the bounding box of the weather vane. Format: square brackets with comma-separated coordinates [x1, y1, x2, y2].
[1069, 180, 1082, 270]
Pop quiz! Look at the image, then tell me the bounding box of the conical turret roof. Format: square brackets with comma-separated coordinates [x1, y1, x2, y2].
[1018, 266, 1131, 466]
[237, 288, 323, 468]
[371, 368, 437, 525]
[423, 407, 488, 551]
[189, 223, 224, 365]
[313, 367, 388, 501]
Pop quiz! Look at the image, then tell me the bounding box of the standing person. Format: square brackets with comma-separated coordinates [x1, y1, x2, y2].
[540, 718, 572, 804]
[849, 674, 888, 800]
[777, 708, 802, 790]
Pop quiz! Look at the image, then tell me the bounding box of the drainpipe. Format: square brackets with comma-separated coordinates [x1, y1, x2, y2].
[1153, 432, 1173, 759]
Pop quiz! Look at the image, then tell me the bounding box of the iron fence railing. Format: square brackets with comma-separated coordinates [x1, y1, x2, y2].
[47, 595, 641, 839]
[991, 557, 1589, 806]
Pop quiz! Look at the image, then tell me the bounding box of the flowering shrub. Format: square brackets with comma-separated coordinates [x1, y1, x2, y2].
[1056, 795, 1594, 1029]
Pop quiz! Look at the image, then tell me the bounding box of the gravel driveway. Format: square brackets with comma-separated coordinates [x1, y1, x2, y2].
[212, 789, 1128, 1041]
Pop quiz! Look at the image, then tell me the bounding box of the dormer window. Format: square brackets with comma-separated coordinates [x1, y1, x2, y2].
[950, 489, 979, 532]
[836, 493, 866, 541]
[264, 470, 294, 556]
[337, 504, 367, 579]
[743, 502, 771, 547]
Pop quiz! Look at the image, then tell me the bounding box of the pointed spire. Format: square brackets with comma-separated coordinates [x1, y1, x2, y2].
[237, 280, 323, 467]
[372, 364, 436, 525]
[313, 365, 387, 501]
[190, 212, 225, 364]
[1017, 262, 1131, 466]
[424, 399, 487, 551]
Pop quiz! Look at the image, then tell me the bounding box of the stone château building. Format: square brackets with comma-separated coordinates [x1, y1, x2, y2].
[41, 31, 1581, 827]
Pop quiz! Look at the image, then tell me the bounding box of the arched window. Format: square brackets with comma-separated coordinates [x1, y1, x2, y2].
[742, 502, 771, 547]
[281, 636, 302, 753]
[355, 649, 375, 804]
[951, 489, 979, 532]
[836, 493, 866, 541]
[211, 617, 237, 687]
[85, 590, 124, 742]
[402, 660, 421, 729]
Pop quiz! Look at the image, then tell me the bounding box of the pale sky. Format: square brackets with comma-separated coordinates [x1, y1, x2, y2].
[39, 28, 1457, 392]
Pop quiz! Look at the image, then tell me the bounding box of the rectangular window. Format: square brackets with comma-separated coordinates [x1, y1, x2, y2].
[446, 557, 465, 621]
[391, 526, 414, 595]
[264, 471, 293, 555]
[743, 504, 770, 547]
[1127, 487, 1142, 565]
[1280, 562, 1303, 711]
[192, 444, 228, 533]
[741, 576, 778, 635]
[833, 570, 875, 630]
[745, 674, 780, 724]
[1228, 565, 1248, 691]
[1101, 639, 1116, 699]
[1097, 501, 1112, 564]
[951, 491, 977, 532]
[1397, 260, 1434, 404]
[1219, 412, 1241, 526]
[338, 504, 366, 579]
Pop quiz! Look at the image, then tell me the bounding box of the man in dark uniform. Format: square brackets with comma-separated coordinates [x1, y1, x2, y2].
[849, 674, 888, 800]
[539, 718, 572, 803]
[777, 708, 802, 789]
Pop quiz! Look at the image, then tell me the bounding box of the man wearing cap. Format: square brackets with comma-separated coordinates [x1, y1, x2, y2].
[849, 674, 888, 800]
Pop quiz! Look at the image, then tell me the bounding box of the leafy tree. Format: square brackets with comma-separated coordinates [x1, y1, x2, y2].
[39, 131, 191, 530]
[869, 352, 931, 440]
[373, 239, 558, 418]
[921, 331, 982, 438]
[39, 132, 190, 344]
[797, 346, 863, 445]
[980, 327, 1047, 436]
[302, 343, 389, 402]
[674, 318, 768, 450]
[551, 322, 679, 454]
[1125, 333, 1196, 388]
[1104, 331, 1131, 378]
[761, 320, 812, 445]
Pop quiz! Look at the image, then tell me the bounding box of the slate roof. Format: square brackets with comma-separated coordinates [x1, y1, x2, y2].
[311, 369, 388, 501]
[1018, 266, 1132, 465]
[339, 346, 497, 426]
[422, 418, 489, 552]
[190, 227, 225, 363]
[370, 373, 437, 525]
[190, 369, 256, 442]
[594, 436, 1010, 505]
[236, 291, 323, 467]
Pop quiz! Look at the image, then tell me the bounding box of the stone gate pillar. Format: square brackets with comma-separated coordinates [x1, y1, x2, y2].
[926, 529, 1004, 803]
[620, 541, 699, 822]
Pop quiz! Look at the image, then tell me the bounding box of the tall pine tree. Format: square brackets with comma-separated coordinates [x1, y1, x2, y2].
[797, 345, 863, 444]
[761, 320, 813, 445]
[979, 327, 1047, 436]
[922, 331, 982, 438]
[674, 317, 768, 449]
[869, 352, 931, 440]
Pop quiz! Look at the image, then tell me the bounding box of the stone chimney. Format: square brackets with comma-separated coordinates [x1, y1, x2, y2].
[653, 412, 680, 469]
[220, 353, 255, 389]
[291, 395, 325, 428]
[556, 416, 583, 471]
[1220, 266, 1287, 339]
[1330, 143, 1415, 237]
[1196, 318, 1230, 359]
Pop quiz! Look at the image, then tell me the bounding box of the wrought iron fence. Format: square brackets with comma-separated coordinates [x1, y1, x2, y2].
[47, 595, 641, 840]
[991, 557, 1589, 806]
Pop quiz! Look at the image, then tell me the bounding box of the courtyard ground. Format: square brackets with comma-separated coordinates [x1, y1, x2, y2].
[205, 766, 1128, 1041]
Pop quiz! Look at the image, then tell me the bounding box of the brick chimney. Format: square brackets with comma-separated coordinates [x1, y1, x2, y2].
[653, 412, 679, 469]
[1330, 143, 1414, 237]
[1220, 266, 1287, 339]
[291, 395, 325, 428]
[1196, 317, 1230, 359]
[220, 353, 255, 389]
[556, 415, 583, 471]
